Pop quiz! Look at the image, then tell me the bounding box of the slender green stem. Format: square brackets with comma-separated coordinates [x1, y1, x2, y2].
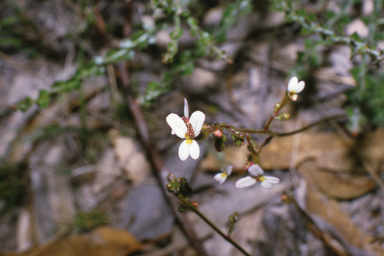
[178, 197, 251, 256]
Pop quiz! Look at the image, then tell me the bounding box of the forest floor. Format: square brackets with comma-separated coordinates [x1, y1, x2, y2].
[1, 0, 384, 256]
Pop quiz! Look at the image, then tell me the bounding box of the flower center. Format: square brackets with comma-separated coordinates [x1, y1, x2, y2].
[185, 123, 195, 139]
[256, 175, 265, 181]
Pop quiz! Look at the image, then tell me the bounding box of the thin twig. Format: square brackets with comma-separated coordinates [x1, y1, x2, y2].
[237, 114, 346, 136]
[178, 197, 251, 256]
[115, 2, 208, 255]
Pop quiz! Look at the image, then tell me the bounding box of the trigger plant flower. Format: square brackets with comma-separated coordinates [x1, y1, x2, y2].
[214, 165, 233, 184]
[287, 76, 305, 101]
[166, 99, 205, 161]
[235, 164, 280, 189]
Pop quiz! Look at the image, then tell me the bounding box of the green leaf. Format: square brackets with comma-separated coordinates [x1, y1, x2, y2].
[16, 97, 33, 112]
[36, 90, 50, 108]
[350, 32, 362, 42]
[52, 80, 81, 93]
[0, 37, 24, 47]
[179, 62, 194, 76]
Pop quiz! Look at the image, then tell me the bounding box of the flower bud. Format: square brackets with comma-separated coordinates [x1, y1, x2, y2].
[167, 174, 176, 182]
[166, 183, 173, 193]
[191, 201, 199, 209]
[178, 205, 187, 212]
[234, 139, 244, 147]
[274, 102, 281, 112]
[178, 178, 193, 196]
[213, 129, 223, 138]
[233, 131, 244, 140]
[274, 113, 290, 120]
[214, 135, 226, 152]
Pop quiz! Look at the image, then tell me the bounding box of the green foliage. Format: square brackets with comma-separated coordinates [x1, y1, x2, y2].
[26, 126, 87, 143]
[269, 0, 384, 64]
[73, 209, 109, 231]
[214, 0, 253, 43]
[271, 0, 384, 130]
[355, 72, 384, 129]
[0, 161, 28, 217]
[13, 0, 249, 112]
[139, 51, 195, 106]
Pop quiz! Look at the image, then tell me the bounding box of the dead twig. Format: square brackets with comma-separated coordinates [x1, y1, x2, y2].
[113, 2, 208, 255]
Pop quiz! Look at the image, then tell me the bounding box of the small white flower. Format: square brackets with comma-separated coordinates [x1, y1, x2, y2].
[235, 164, 280, 189]
[214, 165, 233, 184]
[166, 99, 205, 161]
[287, 76, 305, 101]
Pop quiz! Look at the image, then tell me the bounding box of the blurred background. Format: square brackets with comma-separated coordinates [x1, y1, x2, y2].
[1, 0, 384, 255]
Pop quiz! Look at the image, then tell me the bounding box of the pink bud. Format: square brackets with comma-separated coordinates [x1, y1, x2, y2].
[213, 129, 223, 137]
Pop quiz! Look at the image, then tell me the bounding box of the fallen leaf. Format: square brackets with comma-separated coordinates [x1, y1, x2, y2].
[298, 160, 376, 200]
[259, 130, 384, 199]
[110, 130, 151, 187]
[4, 227, 142, 256]
[306, 187, 384, 256]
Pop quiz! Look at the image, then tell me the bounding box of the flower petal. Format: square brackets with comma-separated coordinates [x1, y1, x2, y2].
[189, 111, 205, 137]
[184, 98, 189, 119]
[214, 173, 227, 184]
[296, 81, 305, 93]
[178, 140, 190, 161]
[226, 165, 233, 175]
[235, 176, 257, 188]
[287, 76, 298, 92]
[189, 140, 200, 160]
[264, 176, 280, 184]
[166, 113, 187, 138]
[260, 181, 272, 189]
[248, 164, 264, 176]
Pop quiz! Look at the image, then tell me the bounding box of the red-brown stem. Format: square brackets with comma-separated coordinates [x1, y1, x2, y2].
[117, 3, 208, 255]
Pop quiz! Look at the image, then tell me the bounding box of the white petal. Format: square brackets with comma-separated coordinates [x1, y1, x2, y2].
[287, 76, 298, 92]
[295, 81, 305, 93]
[189, 111, 205, 137]
[235, 176, 257, 188]
[214, 173, 227, 184]
[189, 140, 200, 160]
[178, 140, 190, 161]
[166, 113, 187, 138]
[171, 130, 176, 135]
[264, 176, 280, 184]
[184, 98, 189, 118]
[248, 164, 264, 176]
[226, 165, 233, 175]
[260, 181, 272, 189]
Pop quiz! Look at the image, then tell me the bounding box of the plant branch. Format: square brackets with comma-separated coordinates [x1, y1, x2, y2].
[236, 114, 346, 136]
[116, 3, 208, 255]
[177, 197, 251, 256]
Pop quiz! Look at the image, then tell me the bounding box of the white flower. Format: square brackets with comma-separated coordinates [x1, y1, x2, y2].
[235, 164, 280, 189]
[166, 99, 205, 161]
[287, 76, 305, 101]
[214, 165, 233, 184]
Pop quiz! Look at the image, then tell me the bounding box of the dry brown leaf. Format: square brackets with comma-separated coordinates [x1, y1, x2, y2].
[306, 187, 384, 256]
[260, 132, 355, 171]
[259, 130, 384, 199]
[298, 160, 375, 200]
[5, 227, 142, 256]
[198, 146, 248, 173]
[110, 130, 151, 187]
